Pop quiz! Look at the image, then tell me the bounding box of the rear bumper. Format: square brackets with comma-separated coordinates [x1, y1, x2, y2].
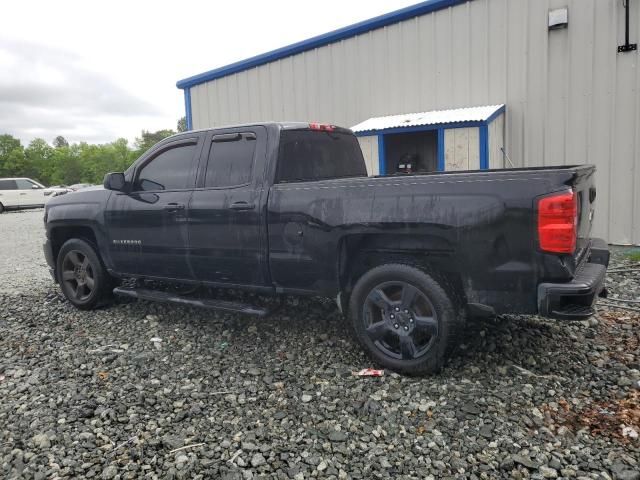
[537, 238, 609, 320]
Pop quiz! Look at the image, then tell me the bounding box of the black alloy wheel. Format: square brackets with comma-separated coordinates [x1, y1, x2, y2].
[61, 250, 96, 302]
[363, 281, 439, 360]
[56, 238, 114, 310]
[349, 263, 462, 375]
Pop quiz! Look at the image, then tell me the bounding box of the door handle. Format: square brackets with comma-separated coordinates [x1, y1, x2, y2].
[163, 203, 185, 212]
[19, 193, 27, 195]
[229, 202, 255, 211]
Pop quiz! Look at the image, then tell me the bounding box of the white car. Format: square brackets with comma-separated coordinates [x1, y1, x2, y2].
[0, 177, 48, 213]
[43, 185, 73, 197]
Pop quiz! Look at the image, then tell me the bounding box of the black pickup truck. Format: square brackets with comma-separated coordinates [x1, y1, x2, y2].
[43, 122, 609, 374]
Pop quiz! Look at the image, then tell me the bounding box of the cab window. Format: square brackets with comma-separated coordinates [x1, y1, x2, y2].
[134, 142, 198, 191]
[204, 133, 256, 188]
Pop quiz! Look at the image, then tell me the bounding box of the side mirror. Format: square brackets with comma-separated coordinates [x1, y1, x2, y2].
[31, 185, 40, 189]
[103, 172, 126, 191]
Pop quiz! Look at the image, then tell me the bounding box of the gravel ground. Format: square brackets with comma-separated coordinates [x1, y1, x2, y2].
[1, 209, 638, 480]
[0, 209, 50, 294]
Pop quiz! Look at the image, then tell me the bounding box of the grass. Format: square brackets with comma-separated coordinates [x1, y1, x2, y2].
[626, 251, 640, 262]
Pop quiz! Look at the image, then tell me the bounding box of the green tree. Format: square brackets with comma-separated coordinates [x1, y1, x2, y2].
[25, 138, 54, 184]
[134, 129, 175, 154]
[0, 134, 27, 177]
[53, 136, 69, 149]
[0, 124, 178, 186]
[177, 116, 187, 132]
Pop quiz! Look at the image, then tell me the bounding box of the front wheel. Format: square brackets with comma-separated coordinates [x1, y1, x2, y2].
[0, 202, 4, 214]
[349, 264, 462, 375]
[56, 238, 113, 310]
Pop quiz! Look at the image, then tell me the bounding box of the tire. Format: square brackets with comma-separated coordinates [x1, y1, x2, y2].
[56, 238, 114, 310]
[349, 263, 462, 375]
[0, 203, 4, 214]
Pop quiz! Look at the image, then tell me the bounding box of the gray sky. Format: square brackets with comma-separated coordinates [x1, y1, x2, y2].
[0, 0, 417, 146]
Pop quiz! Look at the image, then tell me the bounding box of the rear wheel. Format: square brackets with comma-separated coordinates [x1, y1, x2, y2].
[349, 264, 461, 375]
[56, 238, 113, 310]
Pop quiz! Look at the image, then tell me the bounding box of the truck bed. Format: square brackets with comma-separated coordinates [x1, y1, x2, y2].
[267, 164, 596, 314]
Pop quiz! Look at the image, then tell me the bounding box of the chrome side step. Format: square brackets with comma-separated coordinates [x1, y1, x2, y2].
[113, 287, 270, 317]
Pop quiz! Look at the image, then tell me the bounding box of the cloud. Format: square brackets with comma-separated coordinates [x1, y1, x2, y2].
[0, 37, 162, 144]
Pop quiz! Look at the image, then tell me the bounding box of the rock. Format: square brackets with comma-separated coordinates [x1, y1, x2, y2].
[328, 431, 347, 442]
[32, 434, 50, 449]
[618, 376, 633, 387]
[479, 424, 493, 438]
[512, 455, 538, 469]
[539, 465, 559, 478]
[162, 435, 184, 450]
[301, 394, 313, 403]
[461, 402, 480, 415]
[102, 465, 118, 480]
[251, 453, 266, 468]
[78, 432, 95, 442]
[615, 471, 640, 480]
[549, 458, 562, 470]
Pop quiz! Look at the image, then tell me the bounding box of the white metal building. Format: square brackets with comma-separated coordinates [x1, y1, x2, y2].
[177, 0, 640, 245]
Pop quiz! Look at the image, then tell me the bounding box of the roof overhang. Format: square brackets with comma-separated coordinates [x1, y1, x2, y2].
[176, 0, 469, 90]
[351, 105, 505, 135]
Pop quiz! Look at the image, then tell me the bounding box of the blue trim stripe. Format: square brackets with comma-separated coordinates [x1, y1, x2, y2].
[176, 0, 468, 89]
[437, 129, 445, 171]
[355, 121, 485, 137]
[479, 125, 489, 169]
[184, 88, 193, 130]
[484, 104, 506, 125]
[377, 134, 387, 175]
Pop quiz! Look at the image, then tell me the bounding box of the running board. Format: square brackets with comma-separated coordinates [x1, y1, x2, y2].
[113, 287, 270, 317]
[550, 304, 596, 320]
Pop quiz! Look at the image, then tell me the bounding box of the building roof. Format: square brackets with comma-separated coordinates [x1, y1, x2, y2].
[351, 105, 506, 133]
[176, 0, 468, 90]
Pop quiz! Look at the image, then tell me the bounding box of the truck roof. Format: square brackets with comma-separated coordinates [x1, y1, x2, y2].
[166, 122, 353, 141]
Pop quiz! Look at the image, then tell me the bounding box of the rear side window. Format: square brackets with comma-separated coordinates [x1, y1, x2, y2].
[276, 130, 367, 183]
[0, 180, 17, 190]
[135, 143, 197, 191]
[204, 133, 256, 188]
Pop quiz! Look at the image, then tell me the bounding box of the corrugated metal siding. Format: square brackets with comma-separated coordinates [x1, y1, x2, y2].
[488, 113, 505, 168]
[190, 0, 640, 244]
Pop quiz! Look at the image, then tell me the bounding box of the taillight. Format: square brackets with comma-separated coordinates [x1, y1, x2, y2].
[309, 123, 335, 132]
[538, 191, 578, 254]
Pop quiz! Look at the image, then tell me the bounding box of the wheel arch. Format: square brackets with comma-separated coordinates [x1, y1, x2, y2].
[50, 225, 100, 265]
[337, 233, 466, 310]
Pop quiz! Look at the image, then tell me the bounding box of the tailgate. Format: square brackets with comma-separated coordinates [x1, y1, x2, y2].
[572, 166, 597, 263]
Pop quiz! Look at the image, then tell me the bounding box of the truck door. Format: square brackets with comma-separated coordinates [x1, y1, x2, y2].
[187, 127, 269, 287]
[103, 136, 203, 279]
